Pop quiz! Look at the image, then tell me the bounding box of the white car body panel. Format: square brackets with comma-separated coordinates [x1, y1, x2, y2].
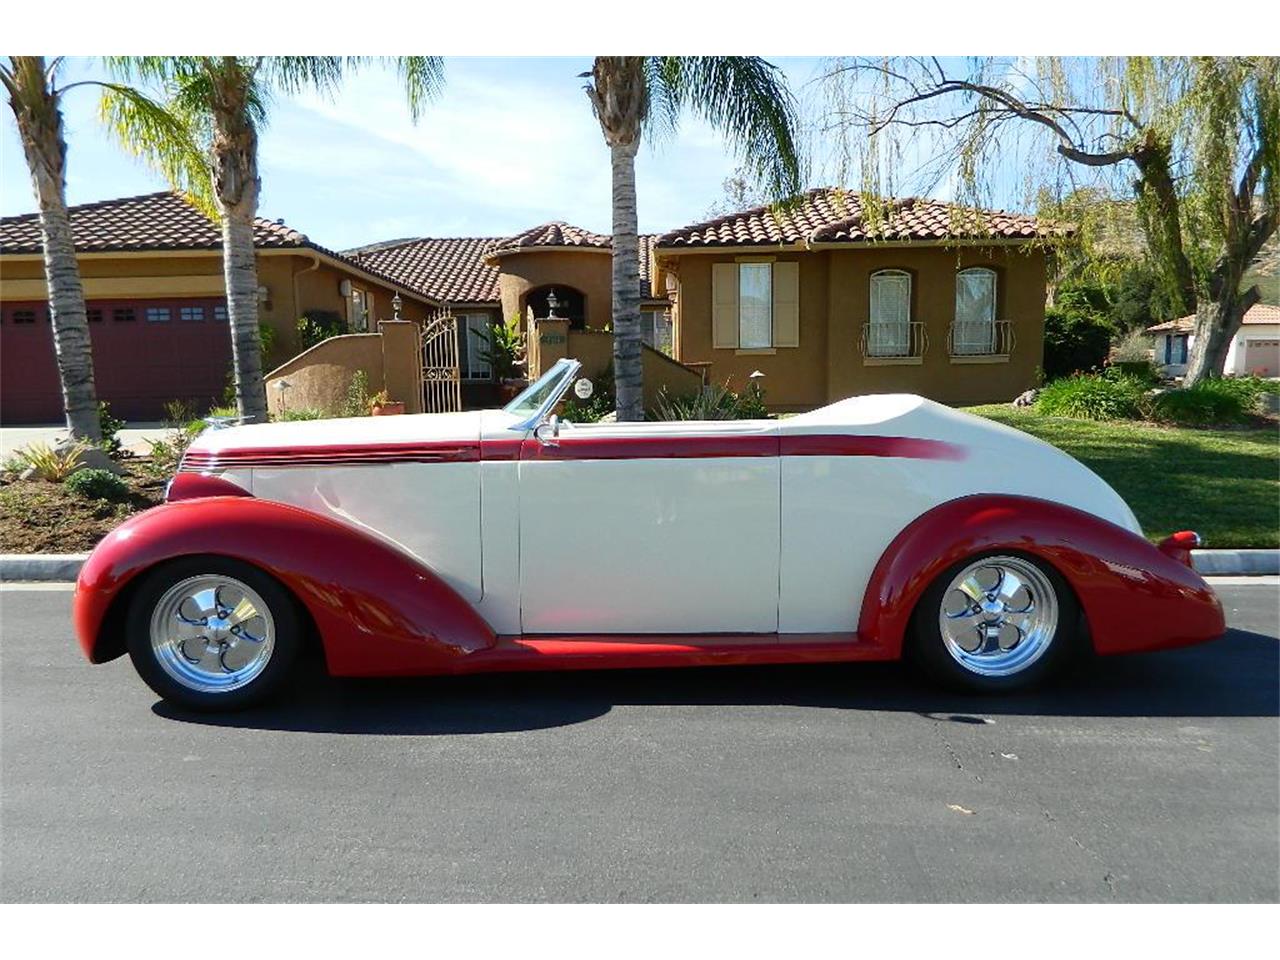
[182, 384, 1141, 639]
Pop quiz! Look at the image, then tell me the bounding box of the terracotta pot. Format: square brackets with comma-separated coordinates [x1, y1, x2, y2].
[370, 401, 405, 416]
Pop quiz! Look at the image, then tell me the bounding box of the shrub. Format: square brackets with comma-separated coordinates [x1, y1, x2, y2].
[341, 370, 372, 418]
[140, 424, 203, 480]
[276, 408, 328, 421]
[1034, 373, 1147, 421]
[479, 316, 526, 380]
[96, 401, 127, 458]
[560, 365, 616, 423]
[65, 468, 129, 502]
[651, 381, 770, 421]
[1042, 303, 1114, 380]
[12, 440, 91, 481]
[297, 310, 346, 352]
[1149, 378, 1271, 426]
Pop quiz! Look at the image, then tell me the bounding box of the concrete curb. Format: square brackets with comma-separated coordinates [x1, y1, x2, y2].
[1, 554, 90, 582]
[1189, 549, 1280, 576]
[2, 548, 1278, 583]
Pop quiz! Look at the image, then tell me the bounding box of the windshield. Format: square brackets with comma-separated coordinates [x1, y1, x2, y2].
[503, 357, 580, 422]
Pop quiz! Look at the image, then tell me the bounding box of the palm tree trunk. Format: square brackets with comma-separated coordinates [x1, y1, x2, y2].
[210, 73, 268, 422]
[7, 59, 101, 440]
[610, 140, 644, 421]
[220, 212, 267, 420]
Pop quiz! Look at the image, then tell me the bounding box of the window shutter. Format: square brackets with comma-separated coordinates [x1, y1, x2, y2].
[772, 261, 799, 348]
[712, 262, 740, 349]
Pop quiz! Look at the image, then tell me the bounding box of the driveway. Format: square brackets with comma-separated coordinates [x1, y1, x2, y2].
[1, 422, 170, 459]
[1, 579, 1276, 902]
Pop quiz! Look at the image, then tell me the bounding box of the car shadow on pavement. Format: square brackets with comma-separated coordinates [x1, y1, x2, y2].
[152, 628, 1278, 736]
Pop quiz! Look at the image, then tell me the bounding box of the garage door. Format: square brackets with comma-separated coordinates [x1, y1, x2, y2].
[0, 298, 233, 423]
[1242, 338, 1279, 378]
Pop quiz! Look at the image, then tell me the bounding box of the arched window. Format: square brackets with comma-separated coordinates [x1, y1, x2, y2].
[868, 269, 912, 357]
[953, 267, 997, 355]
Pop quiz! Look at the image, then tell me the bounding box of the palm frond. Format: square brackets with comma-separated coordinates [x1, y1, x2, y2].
[392, 56, 446, 122]
[651, 56, 804, 200]
[98, 83, 214, 214]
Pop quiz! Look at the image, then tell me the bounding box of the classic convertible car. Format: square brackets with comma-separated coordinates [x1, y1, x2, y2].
[73, 357, 1224, 710]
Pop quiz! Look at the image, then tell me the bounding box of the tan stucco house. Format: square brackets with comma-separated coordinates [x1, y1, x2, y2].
[1, 187, 1069, 421]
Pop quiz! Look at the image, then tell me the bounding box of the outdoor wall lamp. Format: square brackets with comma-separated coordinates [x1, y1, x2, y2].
[392, 292, 403, 320]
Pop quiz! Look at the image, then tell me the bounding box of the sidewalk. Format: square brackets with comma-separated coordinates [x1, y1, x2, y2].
[1, 422, 169, 459]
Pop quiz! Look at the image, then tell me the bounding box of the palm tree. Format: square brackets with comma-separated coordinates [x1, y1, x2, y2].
[102, 57, 444, 422]
[2, 57, 101, 440]
[583, 57, 802, 420]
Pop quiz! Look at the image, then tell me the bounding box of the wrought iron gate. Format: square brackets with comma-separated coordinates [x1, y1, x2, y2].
[420, 309, 462, 413]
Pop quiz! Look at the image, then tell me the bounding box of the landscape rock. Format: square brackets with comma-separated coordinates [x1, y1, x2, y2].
[1012, 389, 1040, 408]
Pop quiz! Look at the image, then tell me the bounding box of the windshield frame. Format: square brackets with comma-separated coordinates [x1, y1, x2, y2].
[503, 357, 582, 431]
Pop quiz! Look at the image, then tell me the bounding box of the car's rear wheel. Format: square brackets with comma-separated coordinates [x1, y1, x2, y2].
[126, 556, 301, 711]
[909, 552, 1080, 693]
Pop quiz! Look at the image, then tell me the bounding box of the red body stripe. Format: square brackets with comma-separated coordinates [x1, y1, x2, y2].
[180, 433, 965, 471]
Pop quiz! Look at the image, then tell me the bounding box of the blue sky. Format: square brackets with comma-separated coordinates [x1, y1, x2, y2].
[1, 56, 984, 250]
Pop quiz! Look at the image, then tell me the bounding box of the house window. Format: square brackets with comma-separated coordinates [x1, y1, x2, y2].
[641, 306, 673, 356]
[112, 307, 136, 323]
[868, 269, 912, 357]
[86, 308, 103, 323]
[738, 262, 772, 349]
[179, 306, 205, 322]
[952, 267, 998, 355]
[213, 305, 228, 323]
[348, 287, 372, 332]
[457, 314, 493, 380]
[1165, 334, 1189, 365]
[145, 306, 171, 323]
[12, 309, 36, 324]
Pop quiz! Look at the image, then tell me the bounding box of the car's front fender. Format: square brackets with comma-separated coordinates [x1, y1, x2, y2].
[74, 497, 496, 675]
[857, 494, 1225, 658]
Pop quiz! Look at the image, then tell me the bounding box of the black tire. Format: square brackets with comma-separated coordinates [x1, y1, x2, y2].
[908, 550, 1082, 694]
[126, 555, 302, 711]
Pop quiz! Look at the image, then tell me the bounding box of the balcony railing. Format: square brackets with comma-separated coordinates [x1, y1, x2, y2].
[860, 321, 928, 360]
[948, 319, 1014, 358]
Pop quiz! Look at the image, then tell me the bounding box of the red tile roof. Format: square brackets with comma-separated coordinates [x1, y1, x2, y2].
[1147, 303, 1280, 334]
[655, 188, 1071, 248]
[0, 191, 431, 300]
[490, 221, 612, 254]
[0, 191, 311, 253]
[347, 237, 501, 305]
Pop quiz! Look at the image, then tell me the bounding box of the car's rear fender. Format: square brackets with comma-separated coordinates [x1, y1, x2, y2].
[74, 497, 496, 674]
[857, 494, 1224, 658]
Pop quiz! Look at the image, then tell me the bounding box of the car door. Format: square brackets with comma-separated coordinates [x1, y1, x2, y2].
[516, 418, 782, 635]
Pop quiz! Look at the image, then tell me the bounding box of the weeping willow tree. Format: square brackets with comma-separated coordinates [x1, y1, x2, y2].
[583, 57, 803, 420]
[101, 57, 444, 421]
[821, 57, 1279, 383]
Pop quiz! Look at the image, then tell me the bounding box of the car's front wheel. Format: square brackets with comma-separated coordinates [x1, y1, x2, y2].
[909, 552, 1080, 693]
[126, 556, 302, 711]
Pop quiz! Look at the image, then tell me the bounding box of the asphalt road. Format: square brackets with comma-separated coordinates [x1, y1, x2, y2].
[1, 581, 1276, 903]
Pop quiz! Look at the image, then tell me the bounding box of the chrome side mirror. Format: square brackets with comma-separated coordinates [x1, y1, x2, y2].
[534, 414, 560, 447]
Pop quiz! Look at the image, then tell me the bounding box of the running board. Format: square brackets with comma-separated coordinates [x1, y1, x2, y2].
[453, 633, 892, 675]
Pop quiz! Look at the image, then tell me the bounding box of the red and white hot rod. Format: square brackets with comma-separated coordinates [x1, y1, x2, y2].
[73, 358, 1224, 710]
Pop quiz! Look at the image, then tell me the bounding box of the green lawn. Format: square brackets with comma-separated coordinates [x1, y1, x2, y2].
[963, 405, 1280, 549]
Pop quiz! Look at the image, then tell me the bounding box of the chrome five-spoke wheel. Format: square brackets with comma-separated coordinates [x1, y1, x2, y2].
[150, 575, 276, 693]
[127, 557, 301, 711]
[938, 556, 1059, 677]
[911, 552, 1078, 692]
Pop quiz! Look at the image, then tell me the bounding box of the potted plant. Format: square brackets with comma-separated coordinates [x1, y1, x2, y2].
[368, 390, 405, 416]
[479, 315, 528, 402]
